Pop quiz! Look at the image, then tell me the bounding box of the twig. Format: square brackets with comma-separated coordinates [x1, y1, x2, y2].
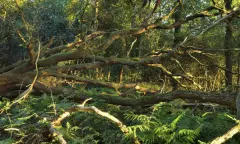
[186, 51, 204, 66]
[127, 38, 137, 57]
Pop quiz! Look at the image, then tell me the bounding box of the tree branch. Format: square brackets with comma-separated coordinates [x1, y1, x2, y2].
[211, 123, 240, 144]
[43, 31, 105, 57]
[50, 98, 140, 144]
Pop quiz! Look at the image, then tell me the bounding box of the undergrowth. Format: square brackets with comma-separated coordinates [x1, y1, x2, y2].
[0, 89, 239, 144]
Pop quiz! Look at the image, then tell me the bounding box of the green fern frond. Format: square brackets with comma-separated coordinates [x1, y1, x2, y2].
[171, 111, 186, 129]
[125, 114, 150, 122]
[128, 124, 150, 132]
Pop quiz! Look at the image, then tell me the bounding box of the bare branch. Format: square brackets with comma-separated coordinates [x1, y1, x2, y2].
[50, 100, 140, 144]
[43, 31, 105, 57]
[38, 72, 155, 94]
[211, 124, 240, 144]
[12, 41, 41, 104]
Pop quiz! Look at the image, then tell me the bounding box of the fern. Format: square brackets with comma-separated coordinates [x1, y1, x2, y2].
[1, 92, 238, 143]
[125, 104, 201, 144]
[171, 112, 186, 129]
[125, 114, 150, 122]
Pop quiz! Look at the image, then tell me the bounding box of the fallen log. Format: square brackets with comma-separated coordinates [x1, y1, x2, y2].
[72, 89, 236, 109]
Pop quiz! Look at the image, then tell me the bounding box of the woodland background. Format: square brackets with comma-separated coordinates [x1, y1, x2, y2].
[0, 0, 240, 143]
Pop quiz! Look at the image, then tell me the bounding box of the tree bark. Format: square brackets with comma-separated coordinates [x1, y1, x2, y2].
[72, 90, 236, 109]
[171, 1, 182, 90]
[172, 0, 182, 48]
[224, 0, 233, 87]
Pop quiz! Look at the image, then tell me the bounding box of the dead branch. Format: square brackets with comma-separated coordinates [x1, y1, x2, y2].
[43, 31, 105, 57]
[50, 98, 140, 144]
[180, 8, 240, 46]
[0, 60, 27, 74]
[12, 41, 40, 104]
[147, 64, 186, 88]
[47, 62, 106, 73]
[49, 125, 67, 144]
[211, 123, 240, 144]
[36, 72, 156, 94]
[7, 52, 204, 92]
[94, 8, 240, 52]
[4, 8, 239, 74]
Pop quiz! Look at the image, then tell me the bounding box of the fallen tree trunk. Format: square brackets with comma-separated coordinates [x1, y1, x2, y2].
[72, 89, 236, 109]
[0, 69, 236, 109]
[1, 8, 240, 112]
[0, 41, 236, 110]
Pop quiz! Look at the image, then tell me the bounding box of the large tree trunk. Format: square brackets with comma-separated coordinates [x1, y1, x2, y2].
[224, 0, 233, 87]
[171, 0, 182, 91]
[172, 0, 182, 48]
